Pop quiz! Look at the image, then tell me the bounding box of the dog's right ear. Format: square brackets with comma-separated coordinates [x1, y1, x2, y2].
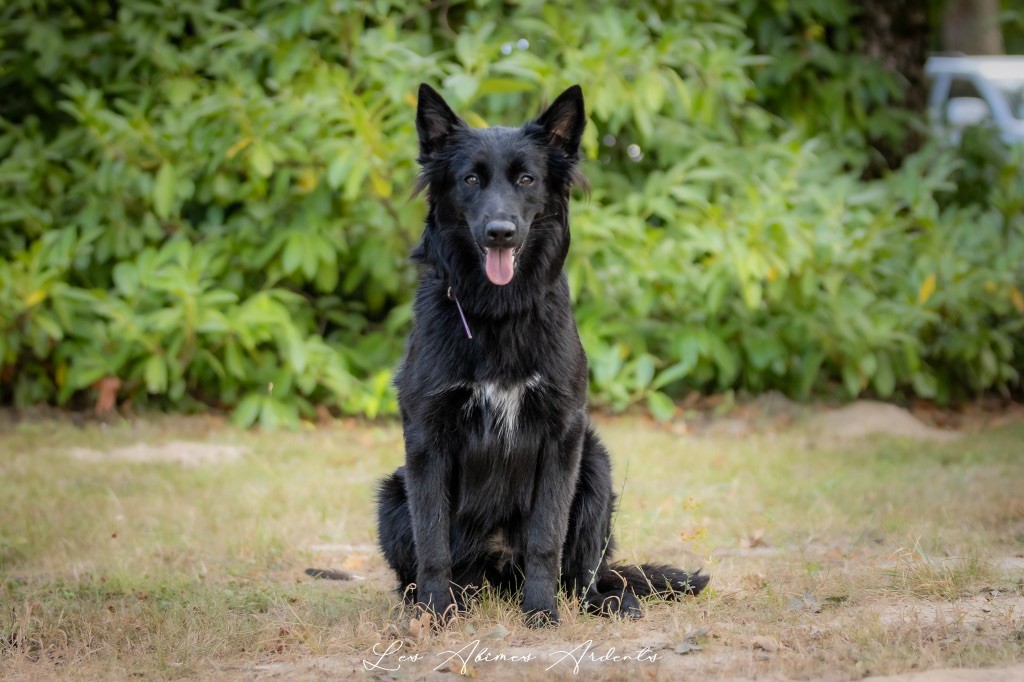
[536, 84, 585, 159]
[416, 84, 464, 156]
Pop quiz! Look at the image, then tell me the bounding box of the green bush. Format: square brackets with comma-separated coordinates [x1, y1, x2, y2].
[1, 0, 1022, 425]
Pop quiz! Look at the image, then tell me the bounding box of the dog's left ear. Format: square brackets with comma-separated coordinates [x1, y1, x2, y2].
[536, 85, 585, 158]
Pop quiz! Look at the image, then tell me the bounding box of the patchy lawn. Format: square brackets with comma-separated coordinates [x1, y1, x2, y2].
[1, 406, 1023, 680]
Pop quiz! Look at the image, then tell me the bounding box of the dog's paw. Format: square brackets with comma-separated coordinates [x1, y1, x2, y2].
[523, 606, 560, 628]
[414, 589, 457, 627]
[611, 595, 644, 620]
[522, 583, 559, 627]
[589, 592, 643, 619]
[522, 595, 560, 627]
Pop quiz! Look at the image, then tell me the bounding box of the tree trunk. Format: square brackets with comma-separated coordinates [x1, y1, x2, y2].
[854, 0, 931, 172]
[943, 0, 1006, 54]
[857, 0, 931, 111]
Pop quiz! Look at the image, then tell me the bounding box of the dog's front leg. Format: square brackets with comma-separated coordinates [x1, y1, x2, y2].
[522, 411, 586, 626]
[406, 450, 454, 622]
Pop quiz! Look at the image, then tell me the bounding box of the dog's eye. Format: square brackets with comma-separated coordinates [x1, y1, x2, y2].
[518, 174, 534, 186]
[464, 175, 479, 186]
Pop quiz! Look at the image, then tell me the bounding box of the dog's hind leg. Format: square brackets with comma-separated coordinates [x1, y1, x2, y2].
[376, 467, 418, 601]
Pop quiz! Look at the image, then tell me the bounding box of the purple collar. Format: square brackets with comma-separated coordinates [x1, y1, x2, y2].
[447, 286, 473, 339]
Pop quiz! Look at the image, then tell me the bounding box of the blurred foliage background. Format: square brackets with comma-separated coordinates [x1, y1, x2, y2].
[1, 0, 1023, 427]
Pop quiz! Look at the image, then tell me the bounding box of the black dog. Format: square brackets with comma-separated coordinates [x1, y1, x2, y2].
[376, 84, 707, 626]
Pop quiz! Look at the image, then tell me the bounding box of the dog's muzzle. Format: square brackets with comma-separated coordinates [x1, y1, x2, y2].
[483, 220, 519, 286]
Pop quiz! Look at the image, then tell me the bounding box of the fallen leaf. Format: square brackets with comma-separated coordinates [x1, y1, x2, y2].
[409, 611, 433, 639]
[740, 529, 768, 549]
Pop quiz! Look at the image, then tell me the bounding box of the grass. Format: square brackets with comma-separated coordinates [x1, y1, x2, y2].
[1, 410, 1023, 680]
[885, 545, 999, 601]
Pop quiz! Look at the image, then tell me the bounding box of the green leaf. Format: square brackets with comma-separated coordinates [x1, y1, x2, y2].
[249, 142, 274, 177]
[343, 157, 369, 201]
[794, 351, 825, 399]
[873, 353, 896, 397]
[646, 390, 676, 422]
[858, 353, 877, 379]
[63, 360, 108, 396]
[32, 313, 63, 342]
[282, 234, 303, 275]
[651, 361, 691, 391]
[841, 363, 862, 397]
[444, 73, 479, 102]
[634, 354, 655, 390]
[301, 235, 320, 279]
[144, 355, 168, 393]
[675, 335, 703, 375]
[285, 326, 308, 374]
[326, 153, 351, 189]
[232, 394, 263, 428]
[912, 371, 938, 399]
[112, 263, 138, 297]
[153, 163, 176, 219]
[591, 344, 623, 387]
[708, 336, 739, 385]
[225, 340, 246, 379]
[743, 334, 784, 371]
[259, 397, 299, 430]
[478, 78, 534, 96]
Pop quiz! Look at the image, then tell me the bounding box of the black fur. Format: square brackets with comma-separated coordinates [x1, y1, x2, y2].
[376, 84, 708, 626]
[304, 567, 352, 581]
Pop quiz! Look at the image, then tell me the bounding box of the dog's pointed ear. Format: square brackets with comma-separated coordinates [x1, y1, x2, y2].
[536, 84, 585, 158]
[416, 84, 464, 156]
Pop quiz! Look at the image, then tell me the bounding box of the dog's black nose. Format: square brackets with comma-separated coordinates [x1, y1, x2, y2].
[485, 220, 517, 246]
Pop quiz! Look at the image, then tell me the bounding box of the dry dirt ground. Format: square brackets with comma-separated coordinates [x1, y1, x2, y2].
[1, 400, 1023, 680]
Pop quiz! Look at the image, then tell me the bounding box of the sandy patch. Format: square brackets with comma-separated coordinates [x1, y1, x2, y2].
[806, 401, 959, 442]
[864, 663, 1024, 681]
[67, 441, 248, 466]
[874, 593, 1024, 628]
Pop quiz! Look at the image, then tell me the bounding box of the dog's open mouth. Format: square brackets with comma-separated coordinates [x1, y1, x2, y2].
[484, 247, 520, 286]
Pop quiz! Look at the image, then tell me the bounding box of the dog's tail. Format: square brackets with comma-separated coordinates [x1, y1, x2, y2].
[600, 562, 709, 599]
[304, 567, 353, 581]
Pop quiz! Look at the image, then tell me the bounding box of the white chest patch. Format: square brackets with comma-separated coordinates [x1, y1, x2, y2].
[457, 373, 543, 448]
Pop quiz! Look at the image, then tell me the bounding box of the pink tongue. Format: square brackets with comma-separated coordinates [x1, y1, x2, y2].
[485, 248, 514, 285]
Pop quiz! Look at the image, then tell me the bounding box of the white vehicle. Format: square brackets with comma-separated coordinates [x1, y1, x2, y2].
[925, 55, 1024, 147]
